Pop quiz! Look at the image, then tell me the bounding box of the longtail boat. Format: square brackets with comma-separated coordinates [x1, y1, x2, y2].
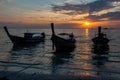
[92, 26, 109, 45]
[4, 26, 45, 46]
[51, 23, 76, 52]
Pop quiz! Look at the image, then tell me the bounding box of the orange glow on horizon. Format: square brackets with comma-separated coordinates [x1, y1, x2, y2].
[83, 21, 91, 28]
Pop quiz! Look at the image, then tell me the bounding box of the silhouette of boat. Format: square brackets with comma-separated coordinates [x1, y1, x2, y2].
[92, 26, 109, 45]
[4, 26, 45, 46]
[51, 23, 76, 52]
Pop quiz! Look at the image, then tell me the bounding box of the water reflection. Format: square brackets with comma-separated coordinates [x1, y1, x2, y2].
[91, 44, 109, 75]
[85, 29, 89, 39]
[92, 44, 109, 54]
[10, 43, 45, 56]
[92, 44, 109, 66]
[51, 52, 74, 74]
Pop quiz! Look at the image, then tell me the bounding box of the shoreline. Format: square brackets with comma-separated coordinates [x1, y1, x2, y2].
[0, 71, 119, 80]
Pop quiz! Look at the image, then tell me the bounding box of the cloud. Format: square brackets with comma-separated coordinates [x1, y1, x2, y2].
[51, 0, 120, 22]
[0, 0, 4, 6]
[88, 0, 113, 13]
[52, 0, 120, 15]
[86, 12, 120, 21]
[7, 0, 14, 2]
[52, 3, 89, 15]
[0, 0, 14, 6]
[64, 0, 72, 3]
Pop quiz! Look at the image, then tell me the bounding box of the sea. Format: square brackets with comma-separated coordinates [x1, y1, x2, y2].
[0, 27, 120, 80]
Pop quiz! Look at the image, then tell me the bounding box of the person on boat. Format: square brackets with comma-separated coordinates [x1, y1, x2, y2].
[69, 33, 74, 40]
[98, 33, 106, 38]
[41, 32, 45, 38]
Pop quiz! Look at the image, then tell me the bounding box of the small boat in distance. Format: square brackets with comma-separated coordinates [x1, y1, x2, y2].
[51, 23, 76, 52]
[92, 26, 109, 45]
[4, 26, 45, 46]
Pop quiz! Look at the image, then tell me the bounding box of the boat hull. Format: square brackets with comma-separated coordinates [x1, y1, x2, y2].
[10, 35, 44, 45]
[51, 35, 76, 52]
[92, 37, 109, 45]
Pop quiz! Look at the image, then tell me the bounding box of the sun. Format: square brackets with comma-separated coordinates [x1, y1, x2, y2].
[83, 21, 91, 28]
[84, 21, 90, 26]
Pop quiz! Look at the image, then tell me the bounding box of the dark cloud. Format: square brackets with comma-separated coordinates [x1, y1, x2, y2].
[102, 12, 120, 20]
[109, 0, 120, 1]
[86, 12, 120, 21]
[52, 0, 120, 15]
[52, 3, 89, 15]
[88, 0, 112, 13]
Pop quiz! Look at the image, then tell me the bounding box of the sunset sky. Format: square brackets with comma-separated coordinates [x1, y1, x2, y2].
[0, 0, 120, 28]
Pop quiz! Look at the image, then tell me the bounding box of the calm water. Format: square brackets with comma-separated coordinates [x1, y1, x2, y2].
[0, 28, 120, 79]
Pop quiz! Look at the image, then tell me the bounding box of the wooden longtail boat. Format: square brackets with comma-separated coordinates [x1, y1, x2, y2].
[4, 26, 45, 46]
[51, 23, 76, 52]
[92, 26, 109, 45]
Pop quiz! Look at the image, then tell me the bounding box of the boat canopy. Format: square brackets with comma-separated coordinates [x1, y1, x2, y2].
[24, 32, 40, 38]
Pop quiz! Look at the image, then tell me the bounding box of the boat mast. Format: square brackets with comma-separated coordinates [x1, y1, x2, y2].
[51, 23, 55, 50]
[51, 23, 55, 35]
[4, 26, 11, 37]
[98, 26, 101, 37]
